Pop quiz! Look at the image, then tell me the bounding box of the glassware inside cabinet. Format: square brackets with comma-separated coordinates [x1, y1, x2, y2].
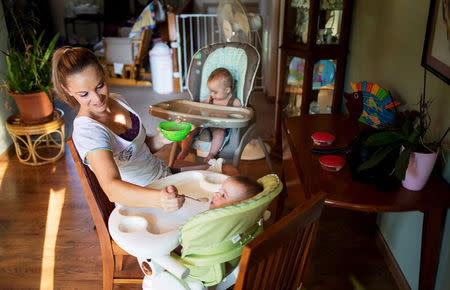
[316, 0, 344, 45]
[286, 0, 310, 44]
[308, 59, 337, 114]
[282, 56, 305, 117]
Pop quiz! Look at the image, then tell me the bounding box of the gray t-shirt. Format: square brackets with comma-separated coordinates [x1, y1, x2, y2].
[72, 93, 169, 186]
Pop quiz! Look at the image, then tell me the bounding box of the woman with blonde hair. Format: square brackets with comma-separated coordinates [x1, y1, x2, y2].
[52, 46, 184, 211]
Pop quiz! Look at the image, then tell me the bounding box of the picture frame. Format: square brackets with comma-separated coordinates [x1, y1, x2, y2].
[422, 0, 450, 84]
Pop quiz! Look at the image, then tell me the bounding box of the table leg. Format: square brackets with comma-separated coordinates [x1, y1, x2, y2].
[419, 207, 445, 290]
[168, 142, 178, 168]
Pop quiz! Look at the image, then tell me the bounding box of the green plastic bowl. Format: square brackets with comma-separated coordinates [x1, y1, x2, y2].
[159, 121, 192, 141]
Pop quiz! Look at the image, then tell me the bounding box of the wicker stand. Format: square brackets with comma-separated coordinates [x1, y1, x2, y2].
[6, 109, 65, 166]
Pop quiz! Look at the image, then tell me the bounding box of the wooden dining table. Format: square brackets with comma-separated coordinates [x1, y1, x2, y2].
[282, 114, 450, 290]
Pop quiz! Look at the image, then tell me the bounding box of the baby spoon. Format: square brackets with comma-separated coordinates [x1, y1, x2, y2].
[179, 194, 209, 203]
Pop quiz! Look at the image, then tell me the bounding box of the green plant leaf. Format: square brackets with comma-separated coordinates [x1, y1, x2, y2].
[395, 147, 411, 180]
[40, 33, 59, 70]
[358, 143, 401, 172]
[365, 131, 405, 146]
[401, 114, 415, 136]
[407, 128, 420, 144]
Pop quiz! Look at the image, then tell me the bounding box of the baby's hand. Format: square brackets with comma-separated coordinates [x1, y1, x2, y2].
[160, 185, 185, 212]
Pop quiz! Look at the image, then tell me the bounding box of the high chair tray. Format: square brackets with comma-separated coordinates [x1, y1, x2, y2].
[108, 171, 228, 258]
[149, 99, 254, 128]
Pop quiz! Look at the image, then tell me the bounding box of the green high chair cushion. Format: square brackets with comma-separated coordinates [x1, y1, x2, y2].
[177, 174, 283, 286]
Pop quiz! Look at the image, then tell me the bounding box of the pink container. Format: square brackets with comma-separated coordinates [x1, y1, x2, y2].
[402, 151, 438, 191]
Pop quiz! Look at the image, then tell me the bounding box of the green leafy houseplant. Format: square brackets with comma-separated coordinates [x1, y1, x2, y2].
[358, 79, 449, 180]
[4, 32, 59, 96]
[1, 1, 60, 123]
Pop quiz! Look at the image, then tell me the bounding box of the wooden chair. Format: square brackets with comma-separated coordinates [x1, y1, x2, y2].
[234, 193, 326, 290]
[102, 29, 153, 87]
[68, 139, 143, 289]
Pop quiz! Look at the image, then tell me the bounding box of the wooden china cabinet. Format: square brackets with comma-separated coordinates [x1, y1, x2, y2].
[273, 0, 353, 147]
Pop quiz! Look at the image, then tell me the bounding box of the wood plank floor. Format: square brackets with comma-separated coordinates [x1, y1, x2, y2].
[0, 94, 398, 289]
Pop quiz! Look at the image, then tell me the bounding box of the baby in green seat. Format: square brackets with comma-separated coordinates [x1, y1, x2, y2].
[209, 175, 263, 209]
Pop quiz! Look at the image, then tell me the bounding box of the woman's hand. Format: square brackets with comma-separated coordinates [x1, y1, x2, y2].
[160, 185, 185, 212]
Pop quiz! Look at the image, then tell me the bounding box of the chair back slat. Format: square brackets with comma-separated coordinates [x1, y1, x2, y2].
[68, 139, 115, 227]
[235, 193, 326, 290]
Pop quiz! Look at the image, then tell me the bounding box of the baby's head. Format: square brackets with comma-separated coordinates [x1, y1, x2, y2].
[207, 68, 233, 101]
[209, 176, 263, 209]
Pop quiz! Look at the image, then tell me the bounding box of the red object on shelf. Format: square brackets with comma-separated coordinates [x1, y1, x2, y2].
[311, 131, 335, 146]
[319, 155, 345, 172]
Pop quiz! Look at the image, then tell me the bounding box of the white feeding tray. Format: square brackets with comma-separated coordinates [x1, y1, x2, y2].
[149, 99, 254, 128]
[108, 171, 228, 258]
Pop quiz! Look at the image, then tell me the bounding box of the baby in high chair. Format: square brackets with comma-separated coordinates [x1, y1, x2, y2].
[209, 175, 263, 209]
[177, 67, 241, 163]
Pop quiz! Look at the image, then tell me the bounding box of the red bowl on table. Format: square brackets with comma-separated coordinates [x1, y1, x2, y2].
[319, 155, 345, 172]
[311, 131, 335, 146]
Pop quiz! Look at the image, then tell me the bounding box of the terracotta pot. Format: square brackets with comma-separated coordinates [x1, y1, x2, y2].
[402, 150, 438, 191]
[9, 91, 54, 124]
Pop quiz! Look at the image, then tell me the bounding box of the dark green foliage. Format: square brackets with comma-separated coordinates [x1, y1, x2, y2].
[1, 0, 59, 98]
[4, 32, 59, 95]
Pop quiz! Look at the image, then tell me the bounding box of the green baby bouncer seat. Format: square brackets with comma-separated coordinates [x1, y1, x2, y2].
[142, 174, 283, 290]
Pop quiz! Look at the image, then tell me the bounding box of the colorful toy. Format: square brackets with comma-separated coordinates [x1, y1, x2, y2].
[348, 81, 400, 128]
[313, 60, 335, 88]
[287, 57, 305, 86]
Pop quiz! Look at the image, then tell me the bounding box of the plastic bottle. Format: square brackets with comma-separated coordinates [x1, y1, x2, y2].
[150, 42, 173, 94]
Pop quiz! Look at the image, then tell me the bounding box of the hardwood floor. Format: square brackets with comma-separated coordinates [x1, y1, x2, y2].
[0, 93, 398, 289]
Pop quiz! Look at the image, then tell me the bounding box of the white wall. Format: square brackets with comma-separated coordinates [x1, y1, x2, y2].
[345, 0, 450, 289]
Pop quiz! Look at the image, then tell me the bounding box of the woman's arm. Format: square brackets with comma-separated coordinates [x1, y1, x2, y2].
[86, 149, 184, 210]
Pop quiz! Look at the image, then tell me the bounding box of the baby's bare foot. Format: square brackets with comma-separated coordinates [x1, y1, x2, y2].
[203, 152, 217, 163]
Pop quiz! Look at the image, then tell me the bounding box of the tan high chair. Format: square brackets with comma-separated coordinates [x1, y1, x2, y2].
[169, 42, 273, 172]
[102, 29, 153, 86]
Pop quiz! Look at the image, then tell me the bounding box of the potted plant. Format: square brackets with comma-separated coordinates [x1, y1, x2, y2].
[357, 75, 449, 191]
[2, 2, 59, 124]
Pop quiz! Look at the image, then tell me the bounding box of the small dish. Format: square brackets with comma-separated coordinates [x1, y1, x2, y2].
[319, 155, 345, 172]
[159, 121, 192, 141]
[311, 131, 335, 146]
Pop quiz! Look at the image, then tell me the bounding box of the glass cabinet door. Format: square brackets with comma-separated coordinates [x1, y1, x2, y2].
[316, 0, 344, 44]
[282, 56, 305, 117]
[285, 0, 310, 44]
[308, 58, 336, 114]
[282, 56, 337, 116]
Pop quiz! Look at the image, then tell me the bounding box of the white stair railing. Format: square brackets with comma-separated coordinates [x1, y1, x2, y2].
[174, 14, 263, 92]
